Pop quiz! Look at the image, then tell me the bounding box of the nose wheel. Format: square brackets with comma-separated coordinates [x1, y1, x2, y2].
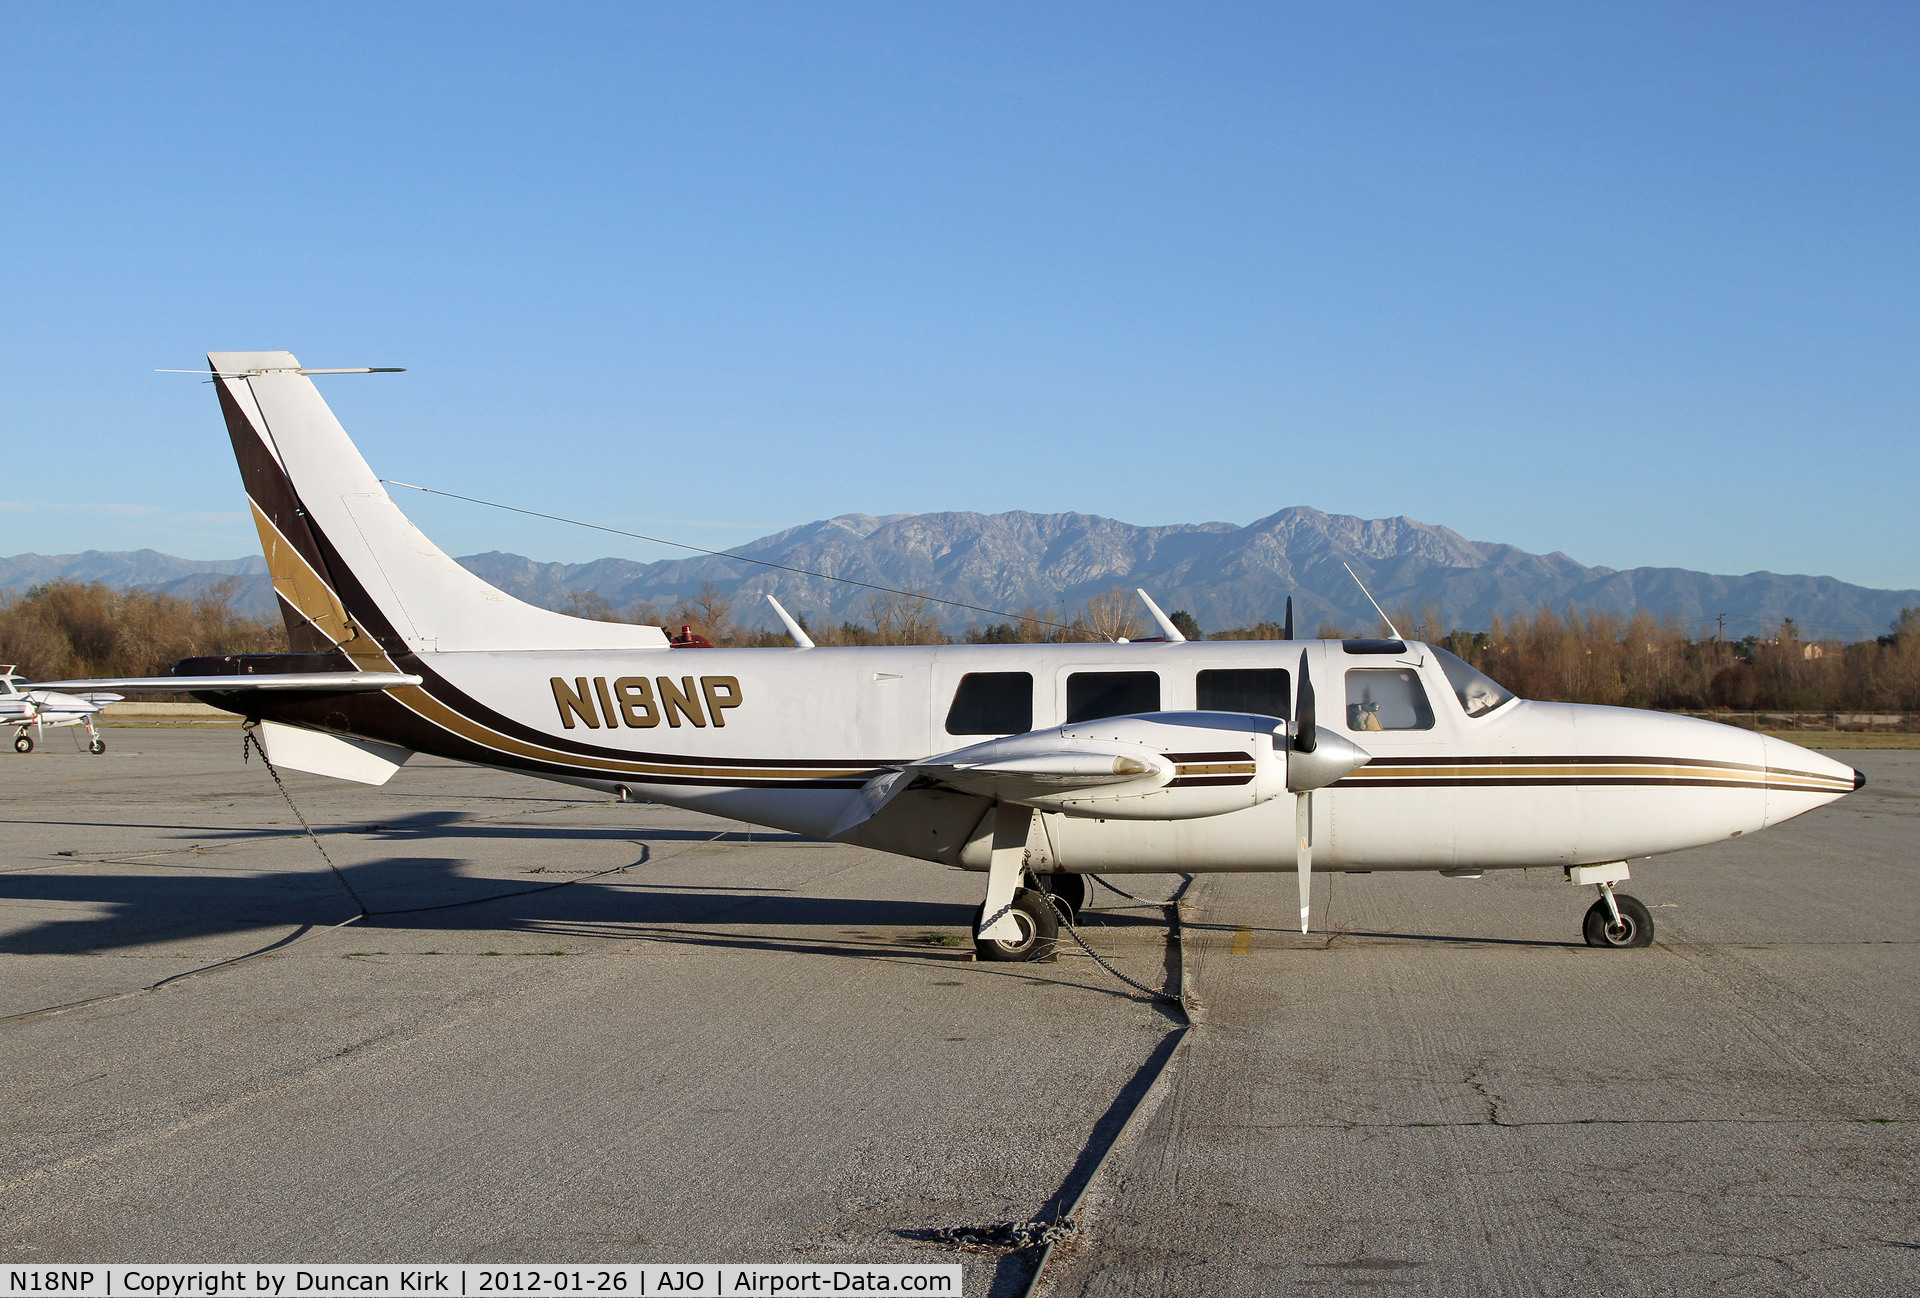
[1583, 890, 1653, 948]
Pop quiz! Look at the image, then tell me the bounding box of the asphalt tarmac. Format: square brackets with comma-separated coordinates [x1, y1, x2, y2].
[2, 732, 1913, 1296]
[1043, 752, 1920, 1297]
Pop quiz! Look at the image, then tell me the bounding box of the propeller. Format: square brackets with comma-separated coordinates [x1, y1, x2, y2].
[1283, 596, 1295, 644]
[1295, 649, 1314, 932]
[1286, 648, 1371, 934]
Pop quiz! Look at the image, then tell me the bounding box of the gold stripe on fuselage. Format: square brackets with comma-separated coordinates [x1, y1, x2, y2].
[1337, 761, 1851, 794]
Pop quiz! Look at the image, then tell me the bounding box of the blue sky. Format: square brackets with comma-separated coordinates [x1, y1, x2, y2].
[1, 3, 1915, 590]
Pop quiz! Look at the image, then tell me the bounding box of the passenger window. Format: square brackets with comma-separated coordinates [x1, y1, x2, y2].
[1066, 671, 1160, 723]
[1196, 668, 1290, 720]
[1345, 668, 1435, 731]
[945, 672, 1033, 736]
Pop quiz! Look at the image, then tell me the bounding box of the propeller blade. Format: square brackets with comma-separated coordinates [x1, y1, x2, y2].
[1296, 791, 1313, 933]
[1294, 649, 1316, 753]
[1283, 596, 1295, 643]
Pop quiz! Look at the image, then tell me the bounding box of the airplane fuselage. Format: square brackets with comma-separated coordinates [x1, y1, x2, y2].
[231, 635, 1855, 875]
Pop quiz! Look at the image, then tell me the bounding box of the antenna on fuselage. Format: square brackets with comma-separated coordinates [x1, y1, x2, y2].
[1342, 562, 1404, 640]
[1134, 589, 1187, 644]
[766, 595, 815, 649]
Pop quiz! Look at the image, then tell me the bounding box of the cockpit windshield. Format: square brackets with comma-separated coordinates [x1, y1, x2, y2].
[1432, 646, 1516, 717]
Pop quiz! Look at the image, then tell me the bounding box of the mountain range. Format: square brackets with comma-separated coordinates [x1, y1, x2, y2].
[4, 507, 1914, 642]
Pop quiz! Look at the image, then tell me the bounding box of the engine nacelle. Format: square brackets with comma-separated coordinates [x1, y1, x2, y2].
[926, 710, 1289, 820]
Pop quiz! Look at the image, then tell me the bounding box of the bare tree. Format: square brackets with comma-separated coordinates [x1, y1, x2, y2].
[1078, 587, 1144, 642]
[866, 592, 946, 645]
[563, 589, 619, 622]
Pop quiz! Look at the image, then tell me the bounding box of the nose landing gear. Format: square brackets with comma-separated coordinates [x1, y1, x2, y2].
[1583, 889, 1653, 948]
[1568, 862, 1654, 948]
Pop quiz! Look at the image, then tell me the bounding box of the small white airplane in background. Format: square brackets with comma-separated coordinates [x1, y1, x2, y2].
[1, 666, 118, 754]
[36, 353, 1866, 961]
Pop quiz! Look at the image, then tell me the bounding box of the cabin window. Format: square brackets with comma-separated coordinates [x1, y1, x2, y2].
[1196, 668, 1291, 720]
[1066, 671, 1160, 723]
[1432, 646, 1516, 717]
[946, 672, 1033, 736]
[1345, 668, 1435, 731]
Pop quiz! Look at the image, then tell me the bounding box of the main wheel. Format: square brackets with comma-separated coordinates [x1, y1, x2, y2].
[88, 736, 106, 755]
[14, 731, 32, 754]
[974, 887, 1060, 963]
[1583, 893, 1653, 948]
[1043, 873, 1086, 925]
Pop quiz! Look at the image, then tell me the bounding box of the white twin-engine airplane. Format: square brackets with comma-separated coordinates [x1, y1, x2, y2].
[40, 351, 1866, 961]
[2, 667, 117, 754]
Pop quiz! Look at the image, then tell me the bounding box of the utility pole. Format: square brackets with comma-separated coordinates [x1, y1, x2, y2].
[1716, 612, 1725, 644]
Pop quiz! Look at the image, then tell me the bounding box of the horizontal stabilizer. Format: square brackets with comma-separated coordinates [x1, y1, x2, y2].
[31, 672, 423, 693]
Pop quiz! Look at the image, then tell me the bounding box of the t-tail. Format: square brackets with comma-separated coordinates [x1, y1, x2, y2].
[209, 351, 668, 662]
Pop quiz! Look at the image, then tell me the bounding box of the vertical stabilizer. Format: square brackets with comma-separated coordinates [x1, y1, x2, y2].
[208, 352, 668, 654]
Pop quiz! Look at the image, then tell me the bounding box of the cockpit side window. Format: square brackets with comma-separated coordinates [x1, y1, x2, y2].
[1345, 668, 1435, 731]
[1432, 646, 1516, 717]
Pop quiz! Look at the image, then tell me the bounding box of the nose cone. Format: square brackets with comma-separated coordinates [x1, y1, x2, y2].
[1760, 734, 1861, 827]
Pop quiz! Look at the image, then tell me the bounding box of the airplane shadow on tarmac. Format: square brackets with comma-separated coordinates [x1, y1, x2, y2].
[0, 810, 991, 958]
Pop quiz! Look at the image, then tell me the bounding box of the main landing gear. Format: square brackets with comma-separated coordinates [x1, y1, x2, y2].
[13, 729, 31, 754]
[973, 887, 1059, 963]
[1570, 862, 1653, 948]
[973, 804, 1079, 963]
[1042, 872, 1085, 925]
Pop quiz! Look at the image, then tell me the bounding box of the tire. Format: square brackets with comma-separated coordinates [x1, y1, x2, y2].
[1043, 873, 1086, 925]
[974, 887, 1060, 963]
[1583, 893, 1654, 948]
[89, 737, 106, 755]
[14, 731, 32, 754]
